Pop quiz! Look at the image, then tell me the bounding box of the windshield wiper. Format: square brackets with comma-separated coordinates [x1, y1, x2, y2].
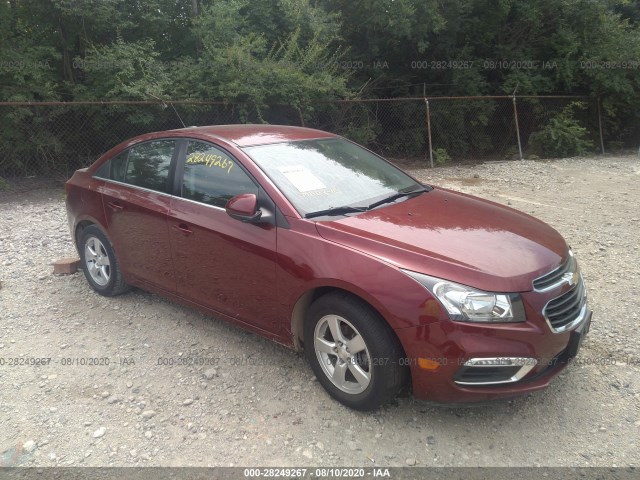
[366, 186, 429, 210]
[305, 187, 429, 219]
[305, 205, 368, 219]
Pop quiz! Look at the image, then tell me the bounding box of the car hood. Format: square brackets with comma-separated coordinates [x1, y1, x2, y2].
[314, 187, 568, 292]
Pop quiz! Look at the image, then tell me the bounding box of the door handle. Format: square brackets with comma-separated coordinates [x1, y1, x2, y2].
[107, 201, 124, 212]
[172, 223, 193, 235]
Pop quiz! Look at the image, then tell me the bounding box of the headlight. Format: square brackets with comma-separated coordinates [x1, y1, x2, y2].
[401, 270, 525, 323]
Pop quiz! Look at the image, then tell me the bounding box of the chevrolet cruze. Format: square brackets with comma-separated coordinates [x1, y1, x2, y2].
[65, 125, 592, 410]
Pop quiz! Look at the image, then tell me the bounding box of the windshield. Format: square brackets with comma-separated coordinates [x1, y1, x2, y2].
[243, 138, 423, 217]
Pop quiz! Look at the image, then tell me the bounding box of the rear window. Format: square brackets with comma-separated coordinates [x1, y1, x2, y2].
[125, 140, 175, 192]
[94, 140, 176, 193]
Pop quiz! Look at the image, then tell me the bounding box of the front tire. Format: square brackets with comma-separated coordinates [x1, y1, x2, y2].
[304, 292, 407, 411]
[78, 225, 129, 297]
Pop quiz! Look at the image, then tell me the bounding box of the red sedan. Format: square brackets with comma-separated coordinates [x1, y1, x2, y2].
[65, 125, 592, 410]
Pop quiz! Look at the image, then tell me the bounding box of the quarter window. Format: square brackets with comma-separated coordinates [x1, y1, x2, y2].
[110, 150, 128, 182]
[94, 150, 128, 182]
[181, 141, 257, 208]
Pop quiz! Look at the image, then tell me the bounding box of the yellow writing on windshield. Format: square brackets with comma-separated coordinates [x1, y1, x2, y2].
[186, 152, 233, 174]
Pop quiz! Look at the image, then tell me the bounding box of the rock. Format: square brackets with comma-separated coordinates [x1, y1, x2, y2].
[141, 410, 156, 420]
[23, 440, 36, 452]
[101, 391, 110, 399]
[182, 398, 194, 406]
[93, 427, 106, 438]
[406, 458, 416, 466]
[302, 449, 313, 459]
[203, 368, 217, 380]
[144, 431, 153, 439]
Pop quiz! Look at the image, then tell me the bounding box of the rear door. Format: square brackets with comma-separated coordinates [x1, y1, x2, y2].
[97, 139, 178, 292]
[167, 139, 280, 333]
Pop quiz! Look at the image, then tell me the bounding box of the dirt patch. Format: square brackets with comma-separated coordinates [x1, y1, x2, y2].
[441, 176, 485, 186]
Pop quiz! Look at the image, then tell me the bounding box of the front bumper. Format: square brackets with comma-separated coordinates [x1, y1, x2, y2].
[396, 301, 592, 404]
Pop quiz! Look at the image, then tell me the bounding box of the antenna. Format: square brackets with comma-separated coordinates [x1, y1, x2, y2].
[148, 93, 186, 128]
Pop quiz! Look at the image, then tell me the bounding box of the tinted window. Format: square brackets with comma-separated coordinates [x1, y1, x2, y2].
[94, 150, 128, 182]
[182, 141, 257, 208]
[125, 140, 175, 192]
[111, 150, 128, 182]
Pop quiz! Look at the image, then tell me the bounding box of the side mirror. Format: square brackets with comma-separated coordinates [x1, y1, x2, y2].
[225, 193, 262, 223]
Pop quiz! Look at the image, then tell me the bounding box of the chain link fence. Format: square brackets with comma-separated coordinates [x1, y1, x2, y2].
[0, 96, 630, 180]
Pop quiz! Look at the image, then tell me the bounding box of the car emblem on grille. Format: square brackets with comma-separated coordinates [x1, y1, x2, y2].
[561, 271, 577, 286]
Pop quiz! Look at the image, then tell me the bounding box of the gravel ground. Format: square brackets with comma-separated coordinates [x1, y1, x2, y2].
[0, 155, 638, 468]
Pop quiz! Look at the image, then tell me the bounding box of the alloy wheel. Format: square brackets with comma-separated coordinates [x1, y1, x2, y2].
[84, 236, 111, 286]
[313, 314, 372, 394]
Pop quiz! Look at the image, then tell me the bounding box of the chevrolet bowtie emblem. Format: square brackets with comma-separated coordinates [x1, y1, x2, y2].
[561, 271, 577, 286]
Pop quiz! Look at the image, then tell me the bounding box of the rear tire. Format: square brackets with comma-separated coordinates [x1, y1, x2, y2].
[304, 292, 407, 411]
[78, 225, 129, 297]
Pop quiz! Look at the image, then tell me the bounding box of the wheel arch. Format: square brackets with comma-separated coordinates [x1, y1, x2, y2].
[74, 220, 94, 248]
[74, 217, 109, 250]
[290, 285, 407, 361]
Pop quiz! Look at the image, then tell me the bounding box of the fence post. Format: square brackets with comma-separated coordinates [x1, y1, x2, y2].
[512, 95, 524, 160]
[424, 98, 434, 168]
[597, 97, 605, 155]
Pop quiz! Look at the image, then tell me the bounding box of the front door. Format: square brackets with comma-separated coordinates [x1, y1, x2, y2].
[167, 140, 280, 333]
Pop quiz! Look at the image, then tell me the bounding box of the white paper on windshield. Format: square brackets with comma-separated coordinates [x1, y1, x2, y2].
[279, 165, 327, 192]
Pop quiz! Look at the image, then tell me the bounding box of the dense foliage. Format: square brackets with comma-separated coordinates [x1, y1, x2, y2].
[528, 102, 594, 157]
[2, 1, 639, 106]
[1, 0, 639, 176]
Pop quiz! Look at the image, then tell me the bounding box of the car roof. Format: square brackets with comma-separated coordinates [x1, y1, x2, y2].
[169, 124, 337, 147]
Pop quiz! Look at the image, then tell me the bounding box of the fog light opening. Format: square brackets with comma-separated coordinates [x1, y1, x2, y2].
[454, 357, 538, 386]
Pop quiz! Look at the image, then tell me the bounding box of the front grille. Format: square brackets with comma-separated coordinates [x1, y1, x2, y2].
[543, 276, 587, 332]
[533, 252, 576, 291]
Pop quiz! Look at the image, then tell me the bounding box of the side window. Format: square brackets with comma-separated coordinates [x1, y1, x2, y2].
[182, 141, 258, 208]
[125, 140, 176, 192]
[94, 150, 128, 182]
